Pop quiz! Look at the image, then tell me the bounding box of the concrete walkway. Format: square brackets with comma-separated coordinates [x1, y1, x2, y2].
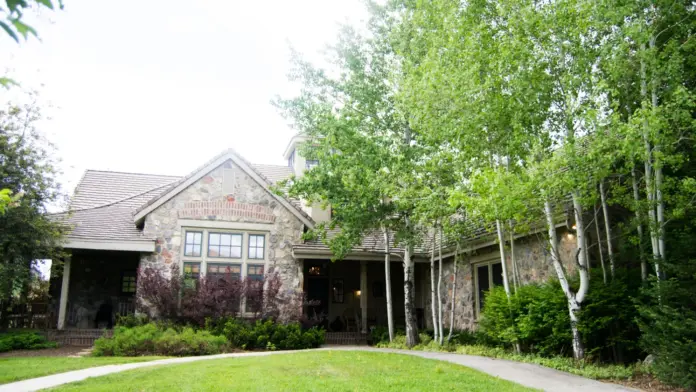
[0, 347, 639, 392]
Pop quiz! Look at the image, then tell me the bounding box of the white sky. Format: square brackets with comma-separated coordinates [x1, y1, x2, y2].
[1, 0, 367, 198]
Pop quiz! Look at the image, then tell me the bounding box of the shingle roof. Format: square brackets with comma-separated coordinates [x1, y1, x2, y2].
[60, 161, 302, 244]
[70, 170, 181, 211]
[56, 171, 181, 242]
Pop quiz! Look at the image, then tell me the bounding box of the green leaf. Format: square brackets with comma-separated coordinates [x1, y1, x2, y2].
[35, 0, 54, 9]
[11, 18, 37, 39]
[0, 20, 19, 42]
[0, 77, 18, 88]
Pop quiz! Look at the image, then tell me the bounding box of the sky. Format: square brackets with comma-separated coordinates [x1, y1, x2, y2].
[1, 0, 367, 199]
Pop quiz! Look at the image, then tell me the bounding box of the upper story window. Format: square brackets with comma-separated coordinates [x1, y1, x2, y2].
[184, 231, 202, 257]
[208, 232, 242, 258]
[248, 234, 265, 259]
[305, 159, 319, 169]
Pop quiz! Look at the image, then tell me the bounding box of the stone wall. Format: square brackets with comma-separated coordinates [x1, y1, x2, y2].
[423, 227, 578, 331]
[139, 159, 306, 315]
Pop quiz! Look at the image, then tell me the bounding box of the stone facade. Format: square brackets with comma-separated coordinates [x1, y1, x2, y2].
[424, 227, 579, 331]
[138, 159, 306, 311]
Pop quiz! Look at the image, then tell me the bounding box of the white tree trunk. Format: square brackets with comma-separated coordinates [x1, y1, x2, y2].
[571, 193, 590, 304]
[429, 228, 438, 343]
[509, 221, 519, 291]
[545, 200, 586, 360]
[495, 220, 512, 297]
[651, 36, 666, 267]
[447, 245, 459, 342]
[640, 43, 662, 279]
[383, 227, 394, 342]
[437, 225, 444, 345]
[599, 181, 615, 279]
[632, 168, 647, 280]
[403, 241, 419, 347]
[594, 204, 608, 284]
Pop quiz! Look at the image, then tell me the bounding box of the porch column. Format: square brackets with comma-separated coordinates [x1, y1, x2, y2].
[57, 255, 71, 330]
[360, 260, 368, 333]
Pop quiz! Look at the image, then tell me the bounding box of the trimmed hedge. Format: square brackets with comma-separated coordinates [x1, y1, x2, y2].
[94, 319, 325, 357]
[93, 324, 228, 357]
[207, 318, 325, 350]
[0, 331, 57, 352]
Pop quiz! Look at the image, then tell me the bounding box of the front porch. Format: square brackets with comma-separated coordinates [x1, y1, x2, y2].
[50, 249, 140, 330]
[302, 259, 426, 335]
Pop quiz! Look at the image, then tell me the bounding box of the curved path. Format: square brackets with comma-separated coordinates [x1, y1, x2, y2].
[0, 346, 639, 392]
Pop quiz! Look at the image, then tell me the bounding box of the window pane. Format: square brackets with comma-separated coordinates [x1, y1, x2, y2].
[231, 235, 242, 246]
[220, 234, 231, 246]
[492, 263, 504, 287]
[477, 264, 490, 311]
[256, 236, 264, 247]
[220, 246, 231, 258]
[185, 244, 193, 255]
[209, 234, 220, 245]
[231, 246, 242, 258]
[193, 233, 202, 245]
[249, 236, 257, 247]
[249, 248, 257, 259]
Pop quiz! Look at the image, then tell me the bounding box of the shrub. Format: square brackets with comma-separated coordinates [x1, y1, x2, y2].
[213, 318, 324, 350]
[92, 323, 229, 357]
[479, 272, 643, 361]
[0, 331, 57, 352]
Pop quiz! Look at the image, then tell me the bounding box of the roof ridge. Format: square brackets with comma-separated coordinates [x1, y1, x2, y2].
[69, 181, 178, 213]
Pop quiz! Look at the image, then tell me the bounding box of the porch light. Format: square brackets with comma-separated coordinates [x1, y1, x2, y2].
[355, 290, 361, 297]
[571, 224, 577, 230]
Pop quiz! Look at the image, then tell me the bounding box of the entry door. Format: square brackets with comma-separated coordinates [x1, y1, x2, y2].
[304, 261, 330, 318]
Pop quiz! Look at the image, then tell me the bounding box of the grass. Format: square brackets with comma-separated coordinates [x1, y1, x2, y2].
[377, 337, 643, 381]
[47, 351, 538, 391]
[0, 356, 165, 385]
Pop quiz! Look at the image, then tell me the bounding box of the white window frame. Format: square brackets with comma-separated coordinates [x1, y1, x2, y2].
[473, 258, 503, 318]
[181, 228, 268, 278]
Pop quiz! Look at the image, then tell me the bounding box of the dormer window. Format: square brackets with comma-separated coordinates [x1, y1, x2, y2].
[288, 149, 295, 168]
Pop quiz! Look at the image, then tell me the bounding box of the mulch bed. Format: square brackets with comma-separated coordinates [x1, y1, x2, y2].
[611, 374, 688, 392]
[0, 346, 87, 358]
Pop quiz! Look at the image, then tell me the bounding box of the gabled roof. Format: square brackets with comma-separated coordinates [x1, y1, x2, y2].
[133, 149, 314, 228]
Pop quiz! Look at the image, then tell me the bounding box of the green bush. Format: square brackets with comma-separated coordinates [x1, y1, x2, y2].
[478, 272, 643, 361]
[93, 324, 228, 357]
[0, 331, 57, 352]
[214, 318, 324, 350]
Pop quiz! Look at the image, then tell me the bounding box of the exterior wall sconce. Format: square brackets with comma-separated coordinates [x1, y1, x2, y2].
[355, 290, 361, 297]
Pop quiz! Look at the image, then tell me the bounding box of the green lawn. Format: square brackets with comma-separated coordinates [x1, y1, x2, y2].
[0, 356, 165, 385]
[48, 351, 537, 391]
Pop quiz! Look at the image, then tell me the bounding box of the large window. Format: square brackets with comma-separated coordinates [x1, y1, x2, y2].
[208, 232, 242, 258]
[181, 229, 267, 290]
[474, 260, 504, 317]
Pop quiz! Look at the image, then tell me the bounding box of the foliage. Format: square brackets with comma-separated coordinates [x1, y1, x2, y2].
[0, 102, 65, 325]
[376, 336, 643, 381]
[0, 0, 63, 43]
[206, 318, 324, 350]
[637, 225, 696, 390]
[92, 324, 228, 357]
[136, 267, 303, 327]
[0, 330, 56, 352]
[477, 273, 643, 362]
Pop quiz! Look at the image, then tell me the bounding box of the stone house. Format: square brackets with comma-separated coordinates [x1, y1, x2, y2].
[52, 134, 578, 335]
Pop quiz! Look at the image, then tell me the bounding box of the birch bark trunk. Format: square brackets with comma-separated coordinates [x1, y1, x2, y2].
[600, 181, 615, 279]
[429, 227, 438, 343]
[437, 225, 444, 344]
[383, 227, 394, 342]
